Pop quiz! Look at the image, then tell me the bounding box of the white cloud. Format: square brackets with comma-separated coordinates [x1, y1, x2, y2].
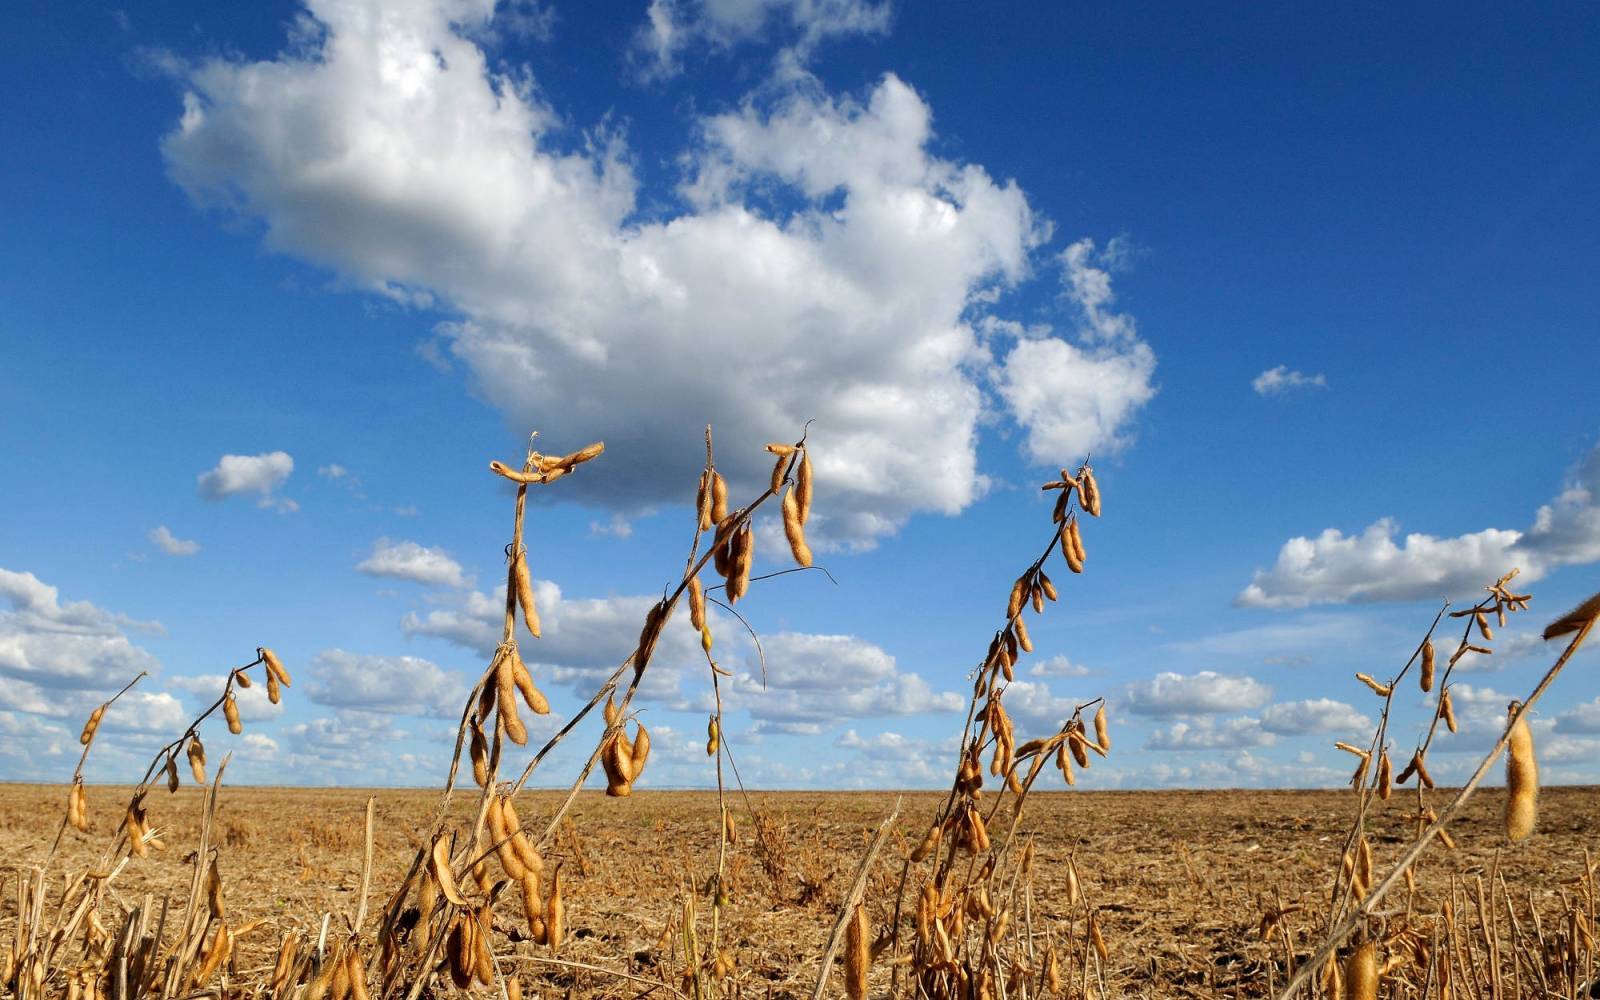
[1028, 654, 1090, 678]
[318, 464, 349, 479]
[305, 649, 470, 718]
[148, 525, 201, 557]
[0, 568, 161, 693]
[995, 239, 1157, 465]
[1259, 698, 1371, 735]
[357, 538, 470, 588]
[161, 2, 1156, 547]
[995, 678, 1086, 732]
[725, 631, 964, 723]
[405, 581, 704, 704]
[1555, 696, 1600, 734]
[1240, 439, 1600, 608]
[1237, 518, 1523, 609]
[1121, 671, 1272, 717]
[197, 451, 294, 507]
[587, 514, 634, 538]
[634, 0, 890, 78]
[1252, 365, 1327, 397]
[1146, 716, 1274, 751]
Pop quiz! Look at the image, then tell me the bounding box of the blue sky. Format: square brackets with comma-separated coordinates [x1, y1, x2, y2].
[3, 1, 1599, 790]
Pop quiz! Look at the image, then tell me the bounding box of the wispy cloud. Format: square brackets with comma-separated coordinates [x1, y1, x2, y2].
[147, 525, 200, 557]
[1252, 365, 1327, 397]
[356, 539, 469, 588]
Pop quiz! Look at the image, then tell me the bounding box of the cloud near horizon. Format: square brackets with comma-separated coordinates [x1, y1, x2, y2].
[1240, 437, 1600, 607]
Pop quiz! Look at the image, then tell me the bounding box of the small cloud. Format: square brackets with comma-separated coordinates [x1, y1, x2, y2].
[588, 514, 633, 538]
[357, 538, 470, 588]
[1122, 671, 1272, 717]
[147, 525, 200, 557]
[197, 451, 294, 508]
[1146, 717, 1274, 751]
[393, 505, 420, 517]
[1252, 365, 1327, 397]
[1028, 654, 1090, 678]
[1259, 698, 1371, 735]
[318, 464, 350, 479]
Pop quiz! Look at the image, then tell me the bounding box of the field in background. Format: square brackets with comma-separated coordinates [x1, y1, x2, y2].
[6, 784, 1595, 998]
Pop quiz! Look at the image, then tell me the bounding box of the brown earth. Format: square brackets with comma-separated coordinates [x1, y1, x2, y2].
[4, 784, 1596, 997]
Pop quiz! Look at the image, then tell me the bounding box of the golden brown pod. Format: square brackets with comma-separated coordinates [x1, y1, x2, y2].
[1014, 615, 1033, 654]
[769, 452, 789, 494]
[80, 704, 105, 746]
[1505, 701, 1538, 842]
[1039, 573, 1058, 602]
[267, 672, 282, 705]
[1441, 689, 1458, 733]
[1543, 591, 1600, 640]
[1067, 516, 1086, 564]
[347, 948, 371, 1000]
[1414, 751, 1435, 789]
[194, 923, 231, 987]
[1007, 577, 1027, 621]
[125, 800, 148, 858]
[545, 867, 565, 951]
[1079, 466, 1101, 517]
[727, 523, 754, 603]
[469, 717, 490, 788]
[1069, 728, 1091, 769]
[68, 779, 88, 832]
[631, 724, 651, 778]
[1061, 523, 1084, 574]
[496, 654, 528, 745]
[781, 487, 813, 567]
[188, 736, 207, 786]
[696, 470, 712, 532]
[520, 872, 546, 944]
[260, 647, 293, 686]
[472, 905, 495, 986]
[446, 915, 473, 989]
[1093, 703, 1110, 751]
[502, 799, 543, 875]
[796, 448, 813, 525]
[207, 858, 225, 919]
[488, 460, 542, 485]
[844, 903, 869, 1000]
[711, 471, 729, 522]
[165, 754, 180, 794]
[430, 834, 468, 905]
[235, 670, 252, 688]
[711, 512, 737, 578]
[1377, 750, 1392, 800]
[509, 649, 550, 715]
[223, 692, 242, 734]
[513, 551, 541, 639]
[486, 796, 527, 881]
[555, 441, 605, 469]
[1345, 940, 1378, 1000]
[706, 715, 719, 756]
[1420, 638, 1435, 692]
[689, 575, 707, 632]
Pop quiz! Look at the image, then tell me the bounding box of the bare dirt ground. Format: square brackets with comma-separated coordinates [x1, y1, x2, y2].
[4, 784, 1596, 997]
